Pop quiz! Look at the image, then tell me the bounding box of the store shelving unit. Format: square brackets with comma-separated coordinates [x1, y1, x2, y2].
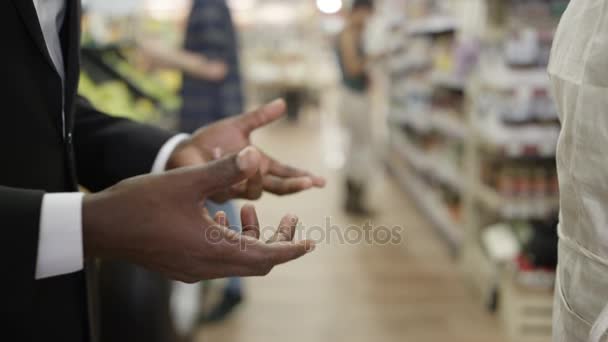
[385, 1, 566, 341]
[500, 268, 554, 342]
[387, 143, 464, 252]
[386, 0, 466, 253]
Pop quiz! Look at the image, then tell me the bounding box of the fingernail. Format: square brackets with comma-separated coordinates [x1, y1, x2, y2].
[301, 178, 313, 188]
[305, 242, 316, 253]
[213, 147, 222, 159]
[237, 147, 258, 171]
[315, 177, 327, 187]
[266, 98, 285, 109]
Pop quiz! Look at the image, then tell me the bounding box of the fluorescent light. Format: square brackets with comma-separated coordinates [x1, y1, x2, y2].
[316, 0, 342, 14]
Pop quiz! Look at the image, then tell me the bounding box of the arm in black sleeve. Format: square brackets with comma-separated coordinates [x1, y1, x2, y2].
[73, 96, 176, 192]
[1, 186, 44, 316]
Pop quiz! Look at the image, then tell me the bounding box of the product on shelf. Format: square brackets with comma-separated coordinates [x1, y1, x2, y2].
[482, 158, 558, 199]
[480, 217, 557, 291]
[79, 72, 160, 123]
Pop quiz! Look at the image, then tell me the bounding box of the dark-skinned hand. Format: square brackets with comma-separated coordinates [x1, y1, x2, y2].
[82, 147, 315, 283]
[166, 99, 326, 202]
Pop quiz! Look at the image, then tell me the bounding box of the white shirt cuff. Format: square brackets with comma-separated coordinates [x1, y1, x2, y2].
[151, 134, 191, 174]
[36, 193, 85, 280]
[35, 134, 189, 280]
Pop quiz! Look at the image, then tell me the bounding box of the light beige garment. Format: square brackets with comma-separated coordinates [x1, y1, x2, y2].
[548, 0, 608, 341]
[340, 85, 373, 185]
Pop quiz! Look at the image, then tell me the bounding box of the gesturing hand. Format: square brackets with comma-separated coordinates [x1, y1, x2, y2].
[167, 99, 326, 201]
[82, 147, 315, 282]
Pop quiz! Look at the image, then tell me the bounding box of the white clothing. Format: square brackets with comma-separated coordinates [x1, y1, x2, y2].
[548, 0, 608, 340]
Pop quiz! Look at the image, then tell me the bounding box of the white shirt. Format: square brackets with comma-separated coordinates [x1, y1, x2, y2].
[33, 0, 188, 279]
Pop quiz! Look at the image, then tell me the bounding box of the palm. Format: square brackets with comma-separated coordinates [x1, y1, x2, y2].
[192, 116, 251, 158]
[169, 99, 325, 201]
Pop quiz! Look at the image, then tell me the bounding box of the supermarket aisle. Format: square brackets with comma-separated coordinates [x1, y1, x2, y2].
[195, 113, 507, 342]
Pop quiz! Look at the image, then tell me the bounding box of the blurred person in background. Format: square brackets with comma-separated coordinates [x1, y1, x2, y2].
[548, 0, 608, 341]
[337, 0, 376, 216]
[143, 0, 247, 326]
[179, 0, 246, 325]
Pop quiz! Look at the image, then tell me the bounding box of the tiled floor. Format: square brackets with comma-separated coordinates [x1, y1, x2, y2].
[194, 113, 507, 342]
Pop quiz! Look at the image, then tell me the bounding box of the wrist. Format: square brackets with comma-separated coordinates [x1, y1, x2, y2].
[82, 192, 115, 259]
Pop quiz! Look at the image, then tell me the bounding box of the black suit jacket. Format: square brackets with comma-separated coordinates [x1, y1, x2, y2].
[1, 1, 175, 340]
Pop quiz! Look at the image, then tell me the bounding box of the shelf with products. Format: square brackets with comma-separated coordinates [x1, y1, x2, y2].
[474, 125, 559, 159]
[474, 183, 559, 220]
[388, 108, 468, 141]
[382, 1, 565, 338]
[430, 110, 469, 140]
[79, 6, 184, 128]
[390, 125, 465, 195]
[408, 15, 458, 36]
[385, 0, 469, 251]
[387, 139, 464, 252]
[462, 215, 557, 312]
[464, 2, 564, 341]
[79, 46, 182, 129]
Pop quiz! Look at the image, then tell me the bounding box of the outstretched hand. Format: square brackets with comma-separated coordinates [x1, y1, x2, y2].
[167, 99, 326, 201]
[83, 147, 316, 282]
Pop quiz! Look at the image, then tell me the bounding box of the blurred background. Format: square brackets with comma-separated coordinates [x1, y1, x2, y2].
[79, 0, 566, 341]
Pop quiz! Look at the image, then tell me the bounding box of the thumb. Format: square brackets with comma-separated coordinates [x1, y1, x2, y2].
[177, 146, 262, 197]
[237, 99, 286, 133]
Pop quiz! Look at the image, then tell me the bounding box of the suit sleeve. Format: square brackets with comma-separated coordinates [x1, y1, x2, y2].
[0, 186, 44, 314]
[73, 96, 176, 192]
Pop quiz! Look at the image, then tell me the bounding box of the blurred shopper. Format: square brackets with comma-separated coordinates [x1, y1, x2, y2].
[337, 0, 375, 216]
[179, 0, 243, 131]
[548, 1, 608, 341]
[137, 0, 245, 329]
[179, 0, 246, 324]
[2, 1, 325, 341]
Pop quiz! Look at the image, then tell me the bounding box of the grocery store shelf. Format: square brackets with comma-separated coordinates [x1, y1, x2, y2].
[387, 143, 464, 253]
[431, 72, 466, 91]
[388, 109, 469, 141]
[477, 62, 549, 91]
[500, 270, 554, 342]
[431, 110, 469, 140]
[390, 126, 464, 193]
[474, 123, 558, 158]
[408, 15, 458, 36]
[389, 55, 432, 74]
[474, 183, 559, 219]
[461, 240, 502, 311]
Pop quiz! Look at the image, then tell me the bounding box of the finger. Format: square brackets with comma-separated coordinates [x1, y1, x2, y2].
[268, 160, 326, 188]
[214, 211, 229, 227]
[209, 181, 247, 203]
[267, 214, 298, 243]
[263, 176, 314, 195]
[236, 99, 286, 133]
[240, 204, 260, 239]
[175, 146, 261, 197]
[207, 233, 315, 274]
[264, 240, 316, 266]
[244, 171, 264, 200]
